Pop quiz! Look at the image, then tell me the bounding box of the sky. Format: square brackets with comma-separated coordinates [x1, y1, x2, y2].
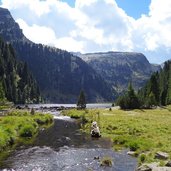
[0, 0, 171, 64]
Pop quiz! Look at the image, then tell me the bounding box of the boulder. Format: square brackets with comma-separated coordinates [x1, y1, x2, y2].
[136, 162, 171, 171]
[136, 163, 159, 171]
[127, 151, 137, 156]
[153, 167, 171, 171]
[155, 152, 169, 160]
[136, 165, 152, 171]
[166, 161, 171, 167]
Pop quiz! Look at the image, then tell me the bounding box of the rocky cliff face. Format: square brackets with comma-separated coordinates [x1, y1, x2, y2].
[79, 52, 161, 93]
[0, 7, 115, 103]
[0, 7, 29, 43]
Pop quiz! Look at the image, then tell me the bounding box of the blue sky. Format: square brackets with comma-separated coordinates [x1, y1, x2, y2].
[115, 0, 151, 19]
[62, 0, 75, 7]
[1, 0, 171, 64]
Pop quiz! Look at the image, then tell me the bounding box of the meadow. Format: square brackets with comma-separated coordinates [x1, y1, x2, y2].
[63, 106, 171, 164]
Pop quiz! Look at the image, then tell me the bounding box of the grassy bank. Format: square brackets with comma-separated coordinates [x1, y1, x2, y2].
[63, 106, 171, 164]
[0, 110, 53, 152]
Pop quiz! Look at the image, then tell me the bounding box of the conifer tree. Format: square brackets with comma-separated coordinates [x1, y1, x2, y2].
[77, 90, 86, 109]
[0, 81, 5, 103]
[138, 60, 171, 107]
[117, 83, 140, 109]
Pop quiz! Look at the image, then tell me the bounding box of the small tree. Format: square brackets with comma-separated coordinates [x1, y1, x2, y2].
[77, 90, 86, 109]
[116, 83, 141, 109]
[0, 81, 6, 104]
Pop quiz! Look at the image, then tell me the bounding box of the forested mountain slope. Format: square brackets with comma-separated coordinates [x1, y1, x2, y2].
[0, 7, 115, 103]
[0, 37, 41, 104]
[138, 60, 171, 106]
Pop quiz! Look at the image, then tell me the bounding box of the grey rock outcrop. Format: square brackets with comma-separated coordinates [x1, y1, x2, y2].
[155, 152, 169, 160]
[79, 52, 161, 93]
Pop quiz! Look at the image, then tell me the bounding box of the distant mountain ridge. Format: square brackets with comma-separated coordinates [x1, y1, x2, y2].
[77, 52, 161, 93]
[0, 7, 114, 103]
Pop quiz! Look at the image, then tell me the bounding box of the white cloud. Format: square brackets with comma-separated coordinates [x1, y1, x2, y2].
[54, 37, 84, 52]
[1, 0, 171, 63]
[17, 18, 57, 45]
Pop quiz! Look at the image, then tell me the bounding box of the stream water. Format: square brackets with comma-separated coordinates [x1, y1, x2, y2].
[0, 104, 137, 171]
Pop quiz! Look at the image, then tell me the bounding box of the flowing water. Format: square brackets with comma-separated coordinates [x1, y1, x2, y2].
[0, 104, 137, 171]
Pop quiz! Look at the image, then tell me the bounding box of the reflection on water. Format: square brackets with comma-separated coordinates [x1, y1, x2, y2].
[1, 118, 137, 171]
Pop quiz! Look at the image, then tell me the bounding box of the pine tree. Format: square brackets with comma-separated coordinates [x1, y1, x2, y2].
[117, 83, 141, 109]
[0, 81, 5, 103]
[77, 90, 86, 109]
[166, 64, 171, 104]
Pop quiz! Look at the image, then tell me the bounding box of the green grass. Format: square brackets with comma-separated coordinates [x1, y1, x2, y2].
[0, 102, 13, 110]
[64, 107, 171, 163]
[0, 110, 53, 152]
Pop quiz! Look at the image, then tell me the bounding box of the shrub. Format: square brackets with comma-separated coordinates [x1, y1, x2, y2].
[34, 114, 53, 125]
[139, 153, 146, 163]
[100, 157, 113, 167]
[128, 141, 140, 151]
[19, 124, 36, 137]
[30, 108, 35, 115]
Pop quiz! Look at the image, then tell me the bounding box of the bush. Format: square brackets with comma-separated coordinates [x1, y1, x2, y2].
[34, 114, 53, 125]
[19, 124, 36, 137]
[128, 141, 140, 151]
[100, 157, 113, 167]
[139, 153, 146, 163]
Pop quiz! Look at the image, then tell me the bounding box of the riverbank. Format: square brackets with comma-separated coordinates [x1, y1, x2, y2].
[1, 118, 137, 171]
[63, 106, 171, 167]
[0, 109, 53, 153]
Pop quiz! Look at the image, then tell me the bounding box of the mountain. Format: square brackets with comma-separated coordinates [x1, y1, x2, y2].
[0, 8, 29, 43]
[0, 37, 41, 104]
[78, 52, 160, 93]
[0, 7, 114, 103]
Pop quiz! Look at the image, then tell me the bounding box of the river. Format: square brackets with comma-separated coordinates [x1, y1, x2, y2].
[0, 104, 137, 171]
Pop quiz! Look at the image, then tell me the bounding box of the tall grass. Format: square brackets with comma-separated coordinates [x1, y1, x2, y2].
[0, 110, 53, 152]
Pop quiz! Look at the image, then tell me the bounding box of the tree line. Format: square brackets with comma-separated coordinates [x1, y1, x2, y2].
[117, 60, 171, 109]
